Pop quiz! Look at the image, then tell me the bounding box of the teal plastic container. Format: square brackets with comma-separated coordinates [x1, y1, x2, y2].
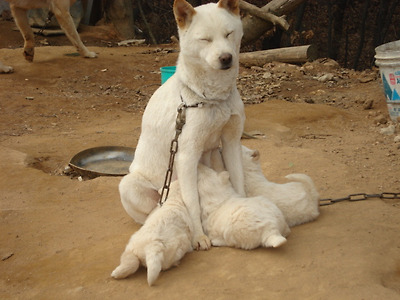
[160, 66, 176, 84]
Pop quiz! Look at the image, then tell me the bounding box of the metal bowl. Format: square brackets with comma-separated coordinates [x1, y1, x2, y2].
[69, 146, 135, 178]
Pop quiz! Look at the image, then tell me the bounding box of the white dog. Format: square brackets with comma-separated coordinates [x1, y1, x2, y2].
[119, 0, 245, 250]
[197, 164, 290, 249]
[1, 0, 96, 73]
[111, 181, 193, 286]
[241, 146, 320, 227]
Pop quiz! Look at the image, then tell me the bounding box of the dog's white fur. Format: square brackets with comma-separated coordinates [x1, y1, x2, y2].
[1, 0, 96, 73]
[198, 164, 290, 249]
[241, 146, 320, 227]
[0, 61, 14, 73]
[119, 0, 245, 250]
[111, 181, 193, 286]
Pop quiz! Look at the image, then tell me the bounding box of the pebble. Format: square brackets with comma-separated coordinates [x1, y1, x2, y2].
[374, 115, 388, 125]
[380, 124, 396, 135]
[363, 99, 373, 110]
[316, 73, 334, 82]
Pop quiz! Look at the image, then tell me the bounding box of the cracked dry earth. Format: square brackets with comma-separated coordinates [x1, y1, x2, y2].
[1, 25, 400, 299]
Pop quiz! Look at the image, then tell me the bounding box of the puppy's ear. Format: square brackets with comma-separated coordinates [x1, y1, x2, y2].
[251, 149, 260, 161]
[173, 0, 196, 29]
[218, 0, 240, 16]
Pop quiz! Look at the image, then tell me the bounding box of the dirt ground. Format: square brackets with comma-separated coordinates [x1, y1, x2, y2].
[1, 21, 400, 299]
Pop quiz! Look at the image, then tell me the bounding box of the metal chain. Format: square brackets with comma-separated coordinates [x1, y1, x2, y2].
[38, 11, 54, 35]
[319, 192, 400, 206]
[159, 99, 205, 206]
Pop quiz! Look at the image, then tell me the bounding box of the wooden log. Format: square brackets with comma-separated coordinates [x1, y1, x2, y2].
[239, 0, 289, 31]
[239, 45, 317, 67]
[241, 0, 306, 46]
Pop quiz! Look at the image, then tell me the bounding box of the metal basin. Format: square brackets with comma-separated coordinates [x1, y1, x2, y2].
[69, 146, 135, 178]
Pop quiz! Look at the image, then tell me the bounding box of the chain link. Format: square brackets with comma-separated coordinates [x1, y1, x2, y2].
[159, 100, 204, 206]
[319, 192, 400, 206]
[38, 11, 54, 35]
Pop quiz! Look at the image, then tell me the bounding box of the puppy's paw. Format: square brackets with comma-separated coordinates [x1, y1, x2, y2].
[193, 234, 211, 250]
[265, 235, 287, 248]
[0, 65, 14, 74]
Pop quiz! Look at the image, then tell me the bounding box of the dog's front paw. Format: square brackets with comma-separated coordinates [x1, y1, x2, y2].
[0, 65, 13, 74]
[193, 234, 211, 250]
[84, 51, 97, 58]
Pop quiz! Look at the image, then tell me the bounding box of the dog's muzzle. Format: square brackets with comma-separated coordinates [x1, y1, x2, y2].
[219, 53, 233, 70]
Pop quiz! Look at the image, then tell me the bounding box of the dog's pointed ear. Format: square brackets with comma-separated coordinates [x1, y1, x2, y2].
[173, 0, 196, 29]
[218, 0, 240, 16]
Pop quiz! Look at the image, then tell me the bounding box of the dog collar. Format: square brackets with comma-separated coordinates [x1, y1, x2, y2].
[180, 85, 220, 107]
[180, 94, 205, 108]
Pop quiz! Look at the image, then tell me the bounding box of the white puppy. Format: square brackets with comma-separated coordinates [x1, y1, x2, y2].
[241, 146, 320, 227]
[119, 0, 245, 250]
[198, 164, 290, 250]
[2, 0, 96, 69]
[111, 181, 193, 286]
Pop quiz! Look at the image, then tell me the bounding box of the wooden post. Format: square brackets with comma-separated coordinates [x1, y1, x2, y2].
[239, 45, 317, 67]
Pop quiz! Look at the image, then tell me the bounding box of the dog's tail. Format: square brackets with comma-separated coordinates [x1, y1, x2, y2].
[111, 250, 140, 279]
[146, 245, 164, 286]
[285, 173, 319, 201]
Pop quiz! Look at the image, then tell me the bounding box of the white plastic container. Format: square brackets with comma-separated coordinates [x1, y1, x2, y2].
[375, 40, 400, 122]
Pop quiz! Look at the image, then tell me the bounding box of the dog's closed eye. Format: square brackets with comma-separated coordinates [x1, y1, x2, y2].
[200, 37, 212, 42]
[225, 31, 233, 38]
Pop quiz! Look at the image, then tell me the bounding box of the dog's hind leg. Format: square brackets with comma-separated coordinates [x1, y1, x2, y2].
[119, 172, 159, 224]
[111, 251, 140, 279]
[9, 6, 35, 62]
[50, 1, 97, 58]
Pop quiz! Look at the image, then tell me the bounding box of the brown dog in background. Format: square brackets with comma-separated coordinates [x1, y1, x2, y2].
[1, 0, 96, 73]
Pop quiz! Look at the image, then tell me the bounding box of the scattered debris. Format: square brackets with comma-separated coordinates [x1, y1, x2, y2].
[237, 59, 379, 108]
[374, 115, 388, 125]
[2, 252, 14, 261]
[380, 124, 396, 135]
[117, 39, 146, 46]
[242, 130, 266, 139]
[315, 73, 335, 82]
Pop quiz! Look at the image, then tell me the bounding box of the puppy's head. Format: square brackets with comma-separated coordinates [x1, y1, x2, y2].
[242, 146, 260, 162]
[173, 0, 243, 71]
[241, 146, 262, 173]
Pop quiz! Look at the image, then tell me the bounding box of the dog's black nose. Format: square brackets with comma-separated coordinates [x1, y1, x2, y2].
[219, 53, 232, 69]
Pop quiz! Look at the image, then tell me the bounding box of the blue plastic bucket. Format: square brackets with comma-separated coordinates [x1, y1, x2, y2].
[375, 40, 400, 122]
[160, 66, 176, 84]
